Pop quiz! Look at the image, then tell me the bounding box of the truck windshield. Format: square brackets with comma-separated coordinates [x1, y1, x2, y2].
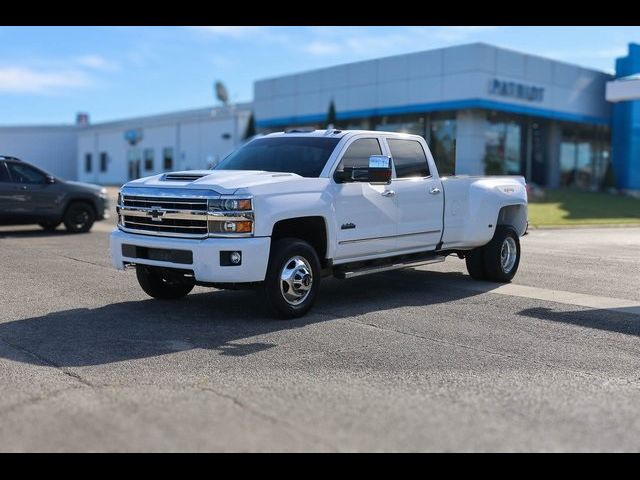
[214, 137, 340, 177]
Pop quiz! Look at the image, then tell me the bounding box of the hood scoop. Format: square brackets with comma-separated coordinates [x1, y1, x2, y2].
[162, 172, 209, 182]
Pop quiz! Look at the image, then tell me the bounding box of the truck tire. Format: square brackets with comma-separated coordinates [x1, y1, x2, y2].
[63, 201, 96, 233]
[482, 226, 521, 282]
[263, 238, 321, 319]
[465, 247, 487, 280]
[39, 221, 61, 232]
[136, 266, 194, 300]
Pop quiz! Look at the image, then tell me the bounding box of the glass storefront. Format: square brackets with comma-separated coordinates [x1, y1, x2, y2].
[374, 114, 426, 136]
[260, 109, 609, 189]
[485, 111, 525, 176]
[429, 114, 456, 176]
[560, 124, 611, 189]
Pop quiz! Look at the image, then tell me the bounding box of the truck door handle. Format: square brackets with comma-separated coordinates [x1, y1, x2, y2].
[381, 190, 395, 197]
[430, 187, 441, 195]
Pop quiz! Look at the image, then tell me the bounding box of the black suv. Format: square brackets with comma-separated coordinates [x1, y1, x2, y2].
[0, 156, 109, 233]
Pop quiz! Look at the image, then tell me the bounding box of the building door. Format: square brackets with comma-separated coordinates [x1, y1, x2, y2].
[127, 148, 141, 180]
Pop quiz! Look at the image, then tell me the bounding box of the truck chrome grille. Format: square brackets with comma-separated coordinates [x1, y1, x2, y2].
[122, 215, 208, 236]
[122, 195, 208, 211]
[117, 187, 253, 239]
[120, 193, 209, 238]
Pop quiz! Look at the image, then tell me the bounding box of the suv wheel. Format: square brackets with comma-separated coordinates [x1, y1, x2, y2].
[63, 202, 96, 233]
[263, 238, 321, 319]
[136, 266, 195, 300]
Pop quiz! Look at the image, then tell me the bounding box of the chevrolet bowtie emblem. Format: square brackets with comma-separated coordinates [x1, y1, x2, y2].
[148, 208, 165, 222]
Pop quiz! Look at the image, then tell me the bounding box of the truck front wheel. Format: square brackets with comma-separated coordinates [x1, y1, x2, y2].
[263, 238, 321, 319]
[136, 266, 195, 300]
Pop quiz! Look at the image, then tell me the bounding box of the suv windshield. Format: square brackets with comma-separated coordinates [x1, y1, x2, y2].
[215, 137, 340, 178]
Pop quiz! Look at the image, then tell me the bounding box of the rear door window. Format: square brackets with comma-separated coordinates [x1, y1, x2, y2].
[6, 162, 47, 184]
[388, 139, 430, 178]
[0, 162, 10, 182]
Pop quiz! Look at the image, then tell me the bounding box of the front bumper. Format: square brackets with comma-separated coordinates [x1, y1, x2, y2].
[97, 196, 110, 221]
[109, 229, 271, 283]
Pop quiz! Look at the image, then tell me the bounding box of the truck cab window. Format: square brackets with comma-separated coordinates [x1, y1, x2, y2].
[388, 139, 430, 178]
[6, 162, 47, 184]
[336, 138, 382, 171]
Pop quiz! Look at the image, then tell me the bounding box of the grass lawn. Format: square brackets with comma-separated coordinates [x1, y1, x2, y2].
[528, 189, 640, 227]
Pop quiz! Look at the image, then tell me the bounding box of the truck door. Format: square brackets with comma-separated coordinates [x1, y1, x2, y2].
[385, 138, 444, 252]
[331, 137, 398, 261]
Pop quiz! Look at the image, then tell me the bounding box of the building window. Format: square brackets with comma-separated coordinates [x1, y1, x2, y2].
[375, 114, 426, 137]
[144, 148, 154, 171]
[484, 113, 523, 176]
[430, 115, 457, 176]
[84, 153, 92, 173]
[163, 147, 174, 171]
[559, 124, 611, 189]
[100, 152, 108, 173]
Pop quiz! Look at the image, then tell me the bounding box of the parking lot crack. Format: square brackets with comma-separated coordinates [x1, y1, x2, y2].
[193, 384, 340, 452]
[0, 337, 95, 389]
[322, 313, 608, 383]
[59, 255, 112, 270]
[0, 385, 83, 417]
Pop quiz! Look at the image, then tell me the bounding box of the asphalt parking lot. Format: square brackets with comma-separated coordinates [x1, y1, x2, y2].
[1, 215, 640, 451]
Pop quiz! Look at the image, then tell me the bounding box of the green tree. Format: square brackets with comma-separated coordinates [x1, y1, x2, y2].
[326, 100, 337, 128]
[243, 112, 256, 140]
[601, 161, 617, 190]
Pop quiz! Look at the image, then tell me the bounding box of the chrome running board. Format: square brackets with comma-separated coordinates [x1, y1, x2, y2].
[334, 255, 445, 279]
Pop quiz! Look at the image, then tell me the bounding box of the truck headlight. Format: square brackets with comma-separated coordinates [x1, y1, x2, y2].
[208, 219, 253, 234]
[208, 198, 252, 211]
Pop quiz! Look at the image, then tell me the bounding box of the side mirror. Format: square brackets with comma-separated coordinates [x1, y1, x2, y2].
[366, 155, 392, 184]
[334, 155, 393, 185]
[45, 175, 56, 184]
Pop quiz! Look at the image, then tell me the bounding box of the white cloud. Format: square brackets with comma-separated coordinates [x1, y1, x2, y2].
[187, 26, 263, 38]
[300, 26, 502, 58]
[75, 54, 120, 72]
[0, 66, 91, 94]
[431, 26, 499, 42]
[303, 41, 342, 56]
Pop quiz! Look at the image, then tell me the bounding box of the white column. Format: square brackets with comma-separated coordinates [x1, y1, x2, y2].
[455, 110, 487, 175]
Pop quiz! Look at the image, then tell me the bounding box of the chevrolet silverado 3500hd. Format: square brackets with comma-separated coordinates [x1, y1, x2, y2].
[110, 129, 528, 318]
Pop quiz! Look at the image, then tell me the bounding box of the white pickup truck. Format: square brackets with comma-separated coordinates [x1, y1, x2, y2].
[110, 129, 528, 318]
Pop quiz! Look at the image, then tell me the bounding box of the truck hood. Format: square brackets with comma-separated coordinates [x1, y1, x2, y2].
[125, 170, 304, 195]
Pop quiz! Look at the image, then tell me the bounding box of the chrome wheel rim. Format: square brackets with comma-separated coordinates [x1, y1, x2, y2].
[500, 237, 517, 273]
[279, 256, 313, 306]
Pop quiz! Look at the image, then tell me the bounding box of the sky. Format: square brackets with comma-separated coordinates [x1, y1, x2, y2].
[1, 26, 639, 125]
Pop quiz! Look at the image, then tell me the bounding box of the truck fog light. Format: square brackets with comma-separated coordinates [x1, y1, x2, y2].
[220, 251, 242, 266]
[223, 221, 237, 232]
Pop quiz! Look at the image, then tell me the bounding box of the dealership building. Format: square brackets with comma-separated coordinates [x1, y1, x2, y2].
[1, 42, 639, 191]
